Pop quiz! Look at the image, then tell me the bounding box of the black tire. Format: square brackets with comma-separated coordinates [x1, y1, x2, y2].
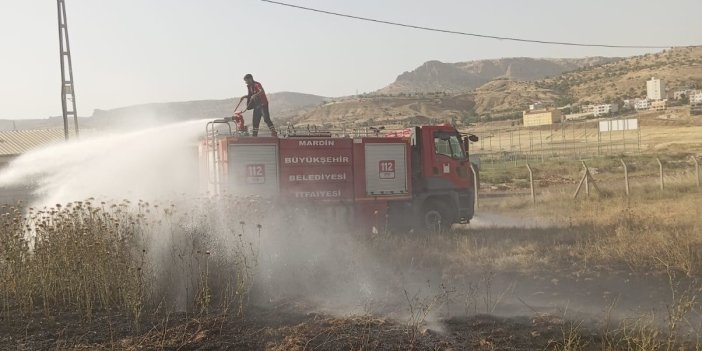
[420, 200, 456, 232]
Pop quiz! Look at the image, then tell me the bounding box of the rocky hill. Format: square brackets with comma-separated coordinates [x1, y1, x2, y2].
[536, 46, 702, 105]
[378, 57, 619, 94]
[287, 93, 476, 128]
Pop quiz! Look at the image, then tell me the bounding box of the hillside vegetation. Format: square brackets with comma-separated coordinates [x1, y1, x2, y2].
[292, 46, 702, 126]
[537, 46, 702, 104]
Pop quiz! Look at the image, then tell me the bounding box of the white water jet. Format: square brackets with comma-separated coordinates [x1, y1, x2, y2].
[0, 119, 208, 207]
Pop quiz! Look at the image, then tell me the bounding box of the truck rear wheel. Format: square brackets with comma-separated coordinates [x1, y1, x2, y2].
[420, 200, 456, 232]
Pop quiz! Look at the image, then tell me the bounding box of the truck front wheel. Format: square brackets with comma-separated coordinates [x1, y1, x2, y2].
[420, 200, 456, 232]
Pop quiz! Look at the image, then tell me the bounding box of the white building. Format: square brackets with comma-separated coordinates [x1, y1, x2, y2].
[529, 102, 544, 111]
[622, 98, 644, 110]
[673, 89, 701, 100]
[650, 100, 667, 111]
[635, 99, 650, 110]
[690, 91, 702, 104]
[592, 103, 619, 117]
[581, 105, 595, 113]
[646, 77, 666, 100]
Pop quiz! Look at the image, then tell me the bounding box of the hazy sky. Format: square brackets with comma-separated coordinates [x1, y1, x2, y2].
[1, 0, 700, 119]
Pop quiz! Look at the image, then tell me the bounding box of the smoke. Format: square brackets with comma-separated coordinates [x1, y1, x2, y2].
[462, 212, 552, 229]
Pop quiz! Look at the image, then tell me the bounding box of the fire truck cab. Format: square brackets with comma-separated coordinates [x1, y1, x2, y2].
[401, 124, 477, 229]
[200, 121, 477, 231]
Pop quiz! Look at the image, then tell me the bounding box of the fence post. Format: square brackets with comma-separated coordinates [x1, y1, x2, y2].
[526, 163, 535, 204]
[693, 156, 700, 188]
[498, 131, 502, 151]
[470, 162, 479, 209]
[584, 162, 590, 196]
[620, 159, 629, 196]
[518, 130, 522, 153]
[656, 157, 664, 191]
[584, 124, 588, 155]
[539, 128, 543, 152]
[573, 161, 588, 199]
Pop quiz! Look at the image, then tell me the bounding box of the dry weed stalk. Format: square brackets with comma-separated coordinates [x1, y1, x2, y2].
[0, 196, 260, 325]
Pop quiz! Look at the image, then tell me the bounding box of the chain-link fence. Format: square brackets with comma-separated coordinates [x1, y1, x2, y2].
[473, 154, 700, 206]
[469, 120, 643, 170]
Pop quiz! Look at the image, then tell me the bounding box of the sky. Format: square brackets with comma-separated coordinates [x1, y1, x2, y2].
[1, 0, 700, 119]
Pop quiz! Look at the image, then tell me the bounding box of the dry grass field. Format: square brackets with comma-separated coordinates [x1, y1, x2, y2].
[1, 179, 701, 350]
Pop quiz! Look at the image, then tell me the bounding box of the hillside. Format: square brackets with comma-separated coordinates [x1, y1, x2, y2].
[536, 46, 702, 104]
[289, 94, 476, 128]
[472, 79, 561, 115]
[378, 57, 619, 94]
[90, 92, 326, 129]
[1, 92, 326, 131]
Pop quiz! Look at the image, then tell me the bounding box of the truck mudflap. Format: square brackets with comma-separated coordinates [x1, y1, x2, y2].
[457, 189, 475, 223]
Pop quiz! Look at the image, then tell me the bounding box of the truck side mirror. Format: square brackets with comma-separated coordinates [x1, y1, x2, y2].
[463, 134, 478, 158]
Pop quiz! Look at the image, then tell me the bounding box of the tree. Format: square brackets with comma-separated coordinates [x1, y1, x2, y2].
[681, 94, 690, 105]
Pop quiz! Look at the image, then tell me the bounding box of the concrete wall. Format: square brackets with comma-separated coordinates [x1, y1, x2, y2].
[523, 110, 561, 127]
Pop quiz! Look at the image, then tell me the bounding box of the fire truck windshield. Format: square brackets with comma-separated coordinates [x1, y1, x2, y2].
[434, 134, 466, 159]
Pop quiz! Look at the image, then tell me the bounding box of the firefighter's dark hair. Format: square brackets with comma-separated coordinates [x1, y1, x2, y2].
[244, 74, 253, 80]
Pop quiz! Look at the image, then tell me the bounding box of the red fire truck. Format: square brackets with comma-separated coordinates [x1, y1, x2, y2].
[200, 121, 478, 231]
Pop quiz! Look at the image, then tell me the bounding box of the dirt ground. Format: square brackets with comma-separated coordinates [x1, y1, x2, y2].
[0, 305, 591, 350]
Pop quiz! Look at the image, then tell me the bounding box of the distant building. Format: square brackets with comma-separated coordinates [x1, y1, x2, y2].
[690, 91, 702, 104]
[622, 98, 647, 110]
[650, 100, 667, 111]
[673, 89, 700, 100]
[592, 103, 619, 117]
[646, 77, 666, 100]
[523, 109, 562, 127]
[581, 105, 595, 113]
[635, 99, 651, 110]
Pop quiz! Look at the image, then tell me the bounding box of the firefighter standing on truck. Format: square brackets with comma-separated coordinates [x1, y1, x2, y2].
[239, 74, 276, 137]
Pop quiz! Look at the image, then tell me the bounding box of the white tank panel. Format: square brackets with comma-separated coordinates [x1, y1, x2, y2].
[364, 143, 408, 195]
[228, 144, 279, 196]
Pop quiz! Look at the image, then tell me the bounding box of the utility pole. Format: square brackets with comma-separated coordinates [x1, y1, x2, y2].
[57, 0, 79, 140]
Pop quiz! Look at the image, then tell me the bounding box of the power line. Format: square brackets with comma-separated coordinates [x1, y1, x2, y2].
[261, 0, 669, 49]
